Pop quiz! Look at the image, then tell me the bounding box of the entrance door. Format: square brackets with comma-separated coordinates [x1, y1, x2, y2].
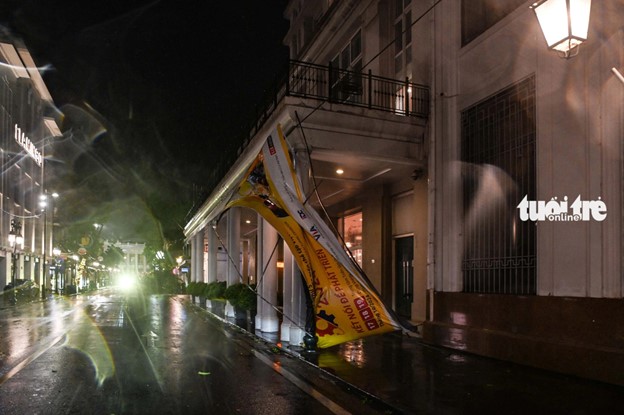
[395, 236, 413, 319]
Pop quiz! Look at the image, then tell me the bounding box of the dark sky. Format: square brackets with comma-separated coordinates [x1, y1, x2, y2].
[0, 1, 291, 245]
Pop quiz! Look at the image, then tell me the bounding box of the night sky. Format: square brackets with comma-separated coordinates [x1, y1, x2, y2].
[0, 1, 290, 246]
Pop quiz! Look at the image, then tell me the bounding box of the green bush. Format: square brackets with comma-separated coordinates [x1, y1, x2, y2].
[204, 281, 226, 299]
[238, 284, 257, 311]
[224, 283, 257, 311]
[186, 281, 208, 296]
[186, 281, 197, 295]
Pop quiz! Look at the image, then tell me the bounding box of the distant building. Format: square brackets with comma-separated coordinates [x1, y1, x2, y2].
[113, 241, 148, 275]
[0, 35, 62, 294]
[185, 0, 624, 386]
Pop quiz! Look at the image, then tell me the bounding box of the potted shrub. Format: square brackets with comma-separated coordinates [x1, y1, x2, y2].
[186, 281, 198, 301]
[205, 281, 226, 315]
[224, 282, 246, 309]
[237, 283, 257, 314]
[204, 281, 226, 300]
[196, 281, 208, 306]
[186, 281, 208, 305]
[225, 283, 257, 321]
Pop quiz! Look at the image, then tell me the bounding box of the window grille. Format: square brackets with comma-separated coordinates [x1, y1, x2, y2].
[394, 0, 412, 74]
[461, 75, 536, 295]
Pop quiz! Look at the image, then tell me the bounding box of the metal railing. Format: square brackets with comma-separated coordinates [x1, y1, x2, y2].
[287, 60, 429, 117]
[245, 60, 429, 153]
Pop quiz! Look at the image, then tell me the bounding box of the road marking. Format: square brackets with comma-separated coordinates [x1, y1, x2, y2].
[0, 333, 65, 386]
[251, 349, 352, 415]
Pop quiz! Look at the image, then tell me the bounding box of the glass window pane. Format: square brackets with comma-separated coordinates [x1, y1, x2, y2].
[395, 53, 403, 73]
[342, 212, 363, 267]
[340, 45, 350, 69]
[394, 21, 403, 52]
[351, 31, 361, 61]
[405, 12, 412, 45]
[395, 0, 403, 17]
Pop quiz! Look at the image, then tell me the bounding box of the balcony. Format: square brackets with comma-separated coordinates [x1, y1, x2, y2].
[191, 61, 430, 218]
[248, 60, 430, 143]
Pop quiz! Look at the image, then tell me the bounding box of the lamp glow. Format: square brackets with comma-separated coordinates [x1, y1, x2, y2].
[117, 272, 138, 292]
[531, 0, 591, 58]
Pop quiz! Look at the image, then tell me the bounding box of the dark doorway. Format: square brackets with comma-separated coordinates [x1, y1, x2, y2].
[395, 236, 413, 319]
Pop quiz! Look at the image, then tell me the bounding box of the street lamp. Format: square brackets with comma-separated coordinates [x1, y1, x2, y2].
[37, 192, 60, 298]
[613, 68, 624, 85]
[39, 195, 48, 299]
[53, 247, 61, 294]
[531, 0, 592, 58]
[8, 219, 24, 304]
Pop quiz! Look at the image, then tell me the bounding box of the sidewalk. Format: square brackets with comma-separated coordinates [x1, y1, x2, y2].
[211, 305, 624, 414]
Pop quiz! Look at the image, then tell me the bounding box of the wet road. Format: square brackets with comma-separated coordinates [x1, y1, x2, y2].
[0, 290, 377, 415]
[4, 291, 623, 415]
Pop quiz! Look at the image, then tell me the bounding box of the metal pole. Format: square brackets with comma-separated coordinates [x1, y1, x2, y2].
[9, 219, 21, 305]
[53, 198, 58, 295]
[12, 245, 17, 305]
[41, 208, 46, 300]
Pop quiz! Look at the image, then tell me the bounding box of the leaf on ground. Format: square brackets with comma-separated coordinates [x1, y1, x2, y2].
[198, 371, 211, 376]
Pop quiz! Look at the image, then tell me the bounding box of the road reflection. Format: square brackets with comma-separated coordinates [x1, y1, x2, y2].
[63, 302, 115, 386]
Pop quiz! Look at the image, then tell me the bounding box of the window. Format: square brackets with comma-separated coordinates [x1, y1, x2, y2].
[461, 0, 526, 46]
[461, 76, 536, 295]
[394, 0, 412, 74]
[332, 30, 361, 70]
[330, 30, 363, 103]
[338, 212, 363, 267]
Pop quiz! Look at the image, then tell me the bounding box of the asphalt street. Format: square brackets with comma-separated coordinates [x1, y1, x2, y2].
[0, 290, 387, 415]
[2, 290, 623, 415]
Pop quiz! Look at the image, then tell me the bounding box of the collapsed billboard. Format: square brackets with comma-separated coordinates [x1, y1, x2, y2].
[226, 124, 403, 348]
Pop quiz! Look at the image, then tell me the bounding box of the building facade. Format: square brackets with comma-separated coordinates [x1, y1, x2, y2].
[0, 36, 62, 297]
[185, 0, 624, 385]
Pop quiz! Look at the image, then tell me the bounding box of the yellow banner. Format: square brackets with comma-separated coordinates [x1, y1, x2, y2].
[227, 124, 401, 348]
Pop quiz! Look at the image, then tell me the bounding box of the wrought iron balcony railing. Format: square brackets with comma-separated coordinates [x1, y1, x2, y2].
[246, 60, 430, 150]
[287, 60, 429, 117]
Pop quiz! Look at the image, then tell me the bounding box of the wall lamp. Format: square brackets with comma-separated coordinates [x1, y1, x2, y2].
[531, 0, 592, 59]
[8, 219, 24, 248]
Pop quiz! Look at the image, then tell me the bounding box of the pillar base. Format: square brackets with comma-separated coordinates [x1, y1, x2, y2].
[288, 326, 305, 347]
[225, 303, 235, 318]
[260, 315, 279, 333]
[280, 322, 291, 342]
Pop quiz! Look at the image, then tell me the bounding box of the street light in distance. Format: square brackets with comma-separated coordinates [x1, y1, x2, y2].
[8, 219, 24, 304]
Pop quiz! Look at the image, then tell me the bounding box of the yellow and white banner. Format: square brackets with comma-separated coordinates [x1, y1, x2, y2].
[226, 124, 401, 348]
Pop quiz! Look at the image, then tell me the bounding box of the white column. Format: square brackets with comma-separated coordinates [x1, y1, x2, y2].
[259, 217, 279, 333]
[225, 208, 240, 317]
[189, 235, 196, 282]
[193, 233, 202, 283]
[207, 224, 218, 283]
[198, 232, 206, 283]
[289, 270, 306, 346]
[280, 242, 293, 342]
[255, 215, 264, 330]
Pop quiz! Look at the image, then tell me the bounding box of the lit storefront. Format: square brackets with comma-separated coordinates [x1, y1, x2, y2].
[0, 37, 62, 297]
